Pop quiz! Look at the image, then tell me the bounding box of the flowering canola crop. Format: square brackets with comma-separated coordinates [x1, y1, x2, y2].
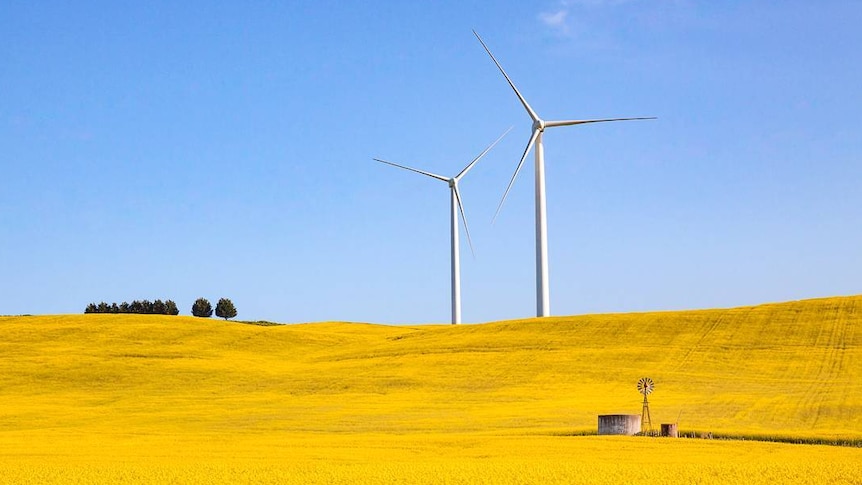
[0, 296, 859, 483]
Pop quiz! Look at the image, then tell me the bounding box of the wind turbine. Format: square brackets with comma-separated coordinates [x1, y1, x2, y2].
[473, 30, 655, 318]
[375, 128, 510, 325]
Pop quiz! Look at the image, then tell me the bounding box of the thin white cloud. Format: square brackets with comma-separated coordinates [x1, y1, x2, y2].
[539, 9, 568, 27]
[538, 7, 571, 35]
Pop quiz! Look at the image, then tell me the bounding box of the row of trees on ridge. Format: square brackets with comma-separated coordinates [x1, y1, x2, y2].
[85, 299, 180, 315]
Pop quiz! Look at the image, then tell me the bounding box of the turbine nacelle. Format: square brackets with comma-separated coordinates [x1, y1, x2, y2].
[533, 119, 546, 133]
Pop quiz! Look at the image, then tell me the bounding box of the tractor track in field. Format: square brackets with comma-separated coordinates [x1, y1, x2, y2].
[673, 310, 729, 372]
[798, 302, 852, 428]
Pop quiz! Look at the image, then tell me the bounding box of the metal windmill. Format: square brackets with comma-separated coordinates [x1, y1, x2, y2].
[637, 377, 654, 433]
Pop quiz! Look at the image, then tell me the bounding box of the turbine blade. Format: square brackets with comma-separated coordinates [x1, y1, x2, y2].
[373, 158, 449, 182]
[473, 30, 540, 122]
[453, 185, 475, 258]
[455, 126, 513, 181]
[493, 128, 539, 223]
[544, 117, 657, 128]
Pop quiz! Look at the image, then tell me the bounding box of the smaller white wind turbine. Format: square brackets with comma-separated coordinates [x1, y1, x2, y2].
[375, 127, 511, 324]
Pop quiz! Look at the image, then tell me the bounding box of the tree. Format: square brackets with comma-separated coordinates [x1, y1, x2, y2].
[152, 299, 166, 315]
[85, 303, 97, 313]
[215, 298, 237, 320]
[165, 300, 179, 316]
[192, 297, 213, 318]
[129, 300, 143, 314]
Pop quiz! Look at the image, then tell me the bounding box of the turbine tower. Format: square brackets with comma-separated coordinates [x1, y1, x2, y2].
[474, 30, 655, 317]
[375, 128, 510, 324]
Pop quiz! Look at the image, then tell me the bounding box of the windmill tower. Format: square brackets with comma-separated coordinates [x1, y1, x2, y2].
[637, 377, 654, 433]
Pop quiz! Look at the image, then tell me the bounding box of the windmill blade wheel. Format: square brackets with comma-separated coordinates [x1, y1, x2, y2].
[637, 377, 655, 396]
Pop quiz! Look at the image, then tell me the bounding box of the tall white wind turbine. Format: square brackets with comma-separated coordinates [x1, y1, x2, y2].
[375, 128, 510, 324]
[474, 30, 655, 318]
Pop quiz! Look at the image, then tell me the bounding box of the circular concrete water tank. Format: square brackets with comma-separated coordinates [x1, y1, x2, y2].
[661, 423, 678, 437]
[598, 414, 641, 435]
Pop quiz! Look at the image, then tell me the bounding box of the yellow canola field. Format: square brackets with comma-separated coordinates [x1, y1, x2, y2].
[1, 435, 860, 484]
[0, 295, 859, 483]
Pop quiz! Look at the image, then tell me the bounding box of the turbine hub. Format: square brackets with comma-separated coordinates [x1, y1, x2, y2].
[448, 178, 457, 188]
[533, 119, 546, 132]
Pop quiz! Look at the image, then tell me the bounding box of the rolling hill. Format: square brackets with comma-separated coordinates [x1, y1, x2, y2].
[1, 295, 859, 437]
[0, 295, 859, 482]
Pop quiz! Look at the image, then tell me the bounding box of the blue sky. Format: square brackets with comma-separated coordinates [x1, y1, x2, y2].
[2, 1, 860, 324]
